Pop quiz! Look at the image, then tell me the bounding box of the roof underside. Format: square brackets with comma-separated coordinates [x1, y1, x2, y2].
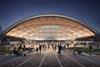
[5, 15, 95, 40]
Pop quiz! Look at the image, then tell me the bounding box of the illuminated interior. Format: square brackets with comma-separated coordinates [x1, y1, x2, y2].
[5, 14, 95, 40]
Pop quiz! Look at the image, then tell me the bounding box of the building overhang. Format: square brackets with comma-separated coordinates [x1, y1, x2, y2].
[2, 14, 97, 40]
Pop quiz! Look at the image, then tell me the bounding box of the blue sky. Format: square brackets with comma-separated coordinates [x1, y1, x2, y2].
[0, 0, 100, 32]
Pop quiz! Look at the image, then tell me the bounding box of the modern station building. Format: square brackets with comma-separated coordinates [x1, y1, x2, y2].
[0, 14, 100, 48]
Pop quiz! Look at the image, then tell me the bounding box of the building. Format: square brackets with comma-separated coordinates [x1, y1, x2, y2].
[0, 14, 100, 47]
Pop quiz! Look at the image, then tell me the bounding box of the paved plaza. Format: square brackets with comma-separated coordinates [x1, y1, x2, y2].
[0, 49, 100, 67]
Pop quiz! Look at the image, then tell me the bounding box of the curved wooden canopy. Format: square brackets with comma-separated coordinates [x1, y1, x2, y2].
[4, 14, 96, 40]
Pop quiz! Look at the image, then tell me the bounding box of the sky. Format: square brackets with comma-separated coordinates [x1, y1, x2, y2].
[0, 0, 100, 33]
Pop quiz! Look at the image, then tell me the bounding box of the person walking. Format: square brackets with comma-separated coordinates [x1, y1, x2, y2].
[36, 47, 39, 53]
[39, 45, 42, 53]
[58, 44, 63, 55]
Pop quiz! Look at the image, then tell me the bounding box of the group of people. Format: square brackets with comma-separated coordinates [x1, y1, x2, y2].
[35, 43, 64, 55]
[12, 43, 64, 56]
[13, 45, 26, 56]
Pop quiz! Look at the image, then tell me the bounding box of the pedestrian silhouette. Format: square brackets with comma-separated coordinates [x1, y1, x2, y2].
[58, 44, 63, 55]
[39, 45, 42, 53]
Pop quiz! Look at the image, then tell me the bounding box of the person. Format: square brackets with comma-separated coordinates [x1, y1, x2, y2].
[36, 47, 39, 53]
[48, 45, 50, 49]
[13, 47, 19, 56]
[66, 43, 69, 48]
[39, 45, 42, 53]
[18, 45, 23, 56]
[23, 45, 26, 51]
[18, 45, 22, 51]
[54, 45, 57, 50]
[58, 44, 63, 55]
[89, 45, 93, 51]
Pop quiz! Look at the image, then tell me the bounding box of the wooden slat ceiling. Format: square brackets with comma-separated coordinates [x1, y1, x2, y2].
[6, 16, 95, 40]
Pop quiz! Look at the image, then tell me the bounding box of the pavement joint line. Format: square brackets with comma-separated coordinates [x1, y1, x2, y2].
[0, 51, 36, 65]
[78, 55, 97, 65]
[54, 52, 63, 67]
[0, 56, 22, 65]
[27, 51, 36, 56]
[38, 52, 47, 67]
[63, 53, 85, 67]
[17, 52, 36, 67]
